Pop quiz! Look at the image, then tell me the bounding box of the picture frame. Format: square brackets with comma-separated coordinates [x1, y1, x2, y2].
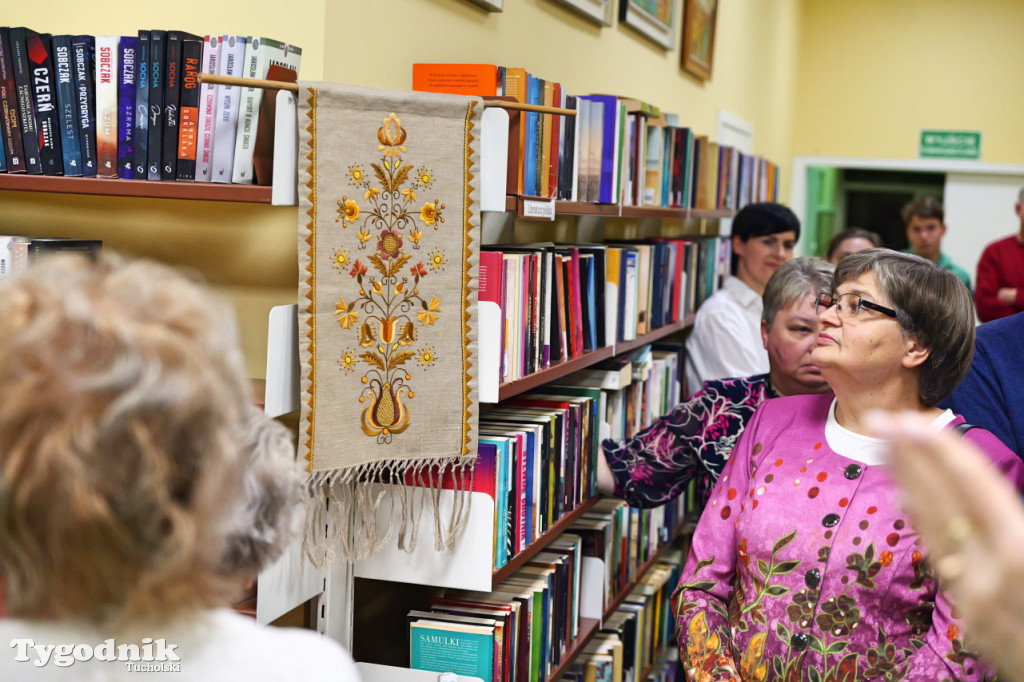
[549, 0, 615, 26]
[465, 0, 503, 11]
[619, 0, 676, 50]
[680, 0, 718, 80]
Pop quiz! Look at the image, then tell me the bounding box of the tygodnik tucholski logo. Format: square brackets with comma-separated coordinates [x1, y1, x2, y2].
[9, 637, 181, 671]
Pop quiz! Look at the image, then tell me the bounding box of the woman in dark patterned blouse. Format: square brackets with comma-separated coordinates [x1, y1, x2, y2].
[598, 257, 835, 509]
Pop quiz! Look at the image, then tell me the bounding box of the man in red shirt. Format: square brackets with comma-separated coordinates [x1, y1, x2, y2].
[976, 186, 1024, 322]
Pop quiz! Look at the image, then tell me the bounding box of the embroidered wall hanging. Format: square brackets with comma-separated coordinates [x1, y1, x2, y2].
[298, 82, 480, 562]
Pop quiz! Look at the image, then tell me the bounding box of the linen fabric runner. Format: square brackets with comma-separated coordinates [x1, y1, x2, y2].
[298, 81, 480, 562]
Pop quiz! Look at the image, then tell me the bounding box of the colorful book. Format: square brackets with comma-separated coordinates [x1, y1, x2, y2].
[174, 35, 203, 180]
[210, 35, 245, 183]
[94, 35, 119, 177]
[412, 63, 501, 97]
[50, 35, 82, 176]
[70, 35, 97, 177]
[117, 36, 137, 178]
[8, 27, 43, 174]
[0, 28, 28, 173]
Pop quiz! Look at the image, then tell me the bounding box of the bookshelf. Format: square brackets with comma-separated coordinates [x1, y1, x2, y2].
[0, 174, 274, 203]
[508, 195, 738, 221]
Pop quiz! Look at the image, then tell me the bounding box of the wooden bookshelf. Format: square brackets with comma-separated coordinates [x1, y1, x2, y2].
[546, 617, 602, 682]
[492, 495, 601, 586]
[505, 195, 737, 220]
[496, 316, 694, 402]
[602, 523, 686, 620]
[0, 175, 274, 203]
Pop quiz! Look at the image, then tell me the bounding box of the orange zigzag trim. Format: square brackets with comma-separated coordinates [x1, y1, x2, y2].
[303, 87, 318, 472]
[461, 100, 478, 458]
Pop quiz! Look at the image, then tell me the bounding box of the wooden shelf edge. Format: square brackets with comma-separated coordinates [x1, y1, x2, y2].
[0, 175, 274, 203]
[602, 534, 677, 621]
[492, 495, 601, 586]
[613, 317, 691, 355]
[497, 347, 616, 401]
[502, 195, 737, 220]
[545, 617, 601, 682]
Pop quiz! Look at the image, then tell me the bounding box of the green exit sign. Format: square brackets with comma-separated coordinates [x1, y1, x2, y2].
[920, 130, 981, 159]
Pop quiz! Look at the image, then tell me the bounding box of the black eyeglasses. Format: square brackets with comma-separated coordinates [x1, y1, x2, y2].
[815, 292, 898, 319]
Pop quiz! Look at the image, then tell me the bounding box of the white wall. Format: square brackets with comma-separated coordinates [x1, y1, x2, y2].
[943, 174, 1024, 287]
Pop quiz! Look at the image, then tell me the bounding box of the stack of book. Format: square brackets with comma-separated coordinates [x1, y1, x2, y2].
[412, 63, 780, 207]
[0, 236, 102, 278]
[479, 237, 729, 388]
[0, 27, 300, 183]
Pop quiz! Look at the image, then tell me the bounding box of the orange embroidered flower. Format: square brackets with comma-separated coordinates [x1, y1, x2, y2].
[380, 317, 398, 344]
[911, 550, 923, 567]
[377, 229, 403, 260]
[410, 261, 428, 278]
[398, 321, 417, 346]
[358, 323, 375, 348]
[880, 550, 893, 567]
[349, 259, 367, 278]
[947, 624, 959, 641]
[419, 202, 438, 227]
[336, 198, 360, 225]
[395, 282, 405, 294]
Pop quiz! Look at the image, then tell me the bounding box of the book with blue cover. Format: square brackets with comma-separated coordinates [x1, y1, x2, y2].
[133, 31, 149, 178]
[70, 35, 97, 177]
[51, 35, 82, 176]
[117, 36, 137, 178]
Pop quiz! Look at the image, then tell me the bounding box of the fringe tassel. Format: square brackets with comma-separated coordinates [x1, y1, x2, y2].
[301, 456, 475, 568]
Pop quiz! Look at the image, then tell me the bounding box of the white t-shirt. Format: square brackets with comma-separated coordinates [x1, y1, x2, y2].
[0, 608, 360, 681]
[685, 276, 769, 391]
[824, 397, 956, 465]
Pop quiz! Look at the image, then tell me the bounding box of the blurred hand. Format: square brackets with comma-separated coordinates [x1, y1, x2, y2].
[871, 412, 1024, 680]
[997, 287, 1018, 304]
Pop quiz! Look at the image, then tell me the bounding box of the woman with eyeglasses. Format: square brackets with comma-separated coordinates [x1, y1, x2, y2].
[673, 249, 1024, 681]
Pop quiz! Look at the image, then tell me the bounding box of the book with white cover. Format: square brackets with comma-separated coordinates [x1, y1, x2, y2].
[195, 35, 221, 182]
[210, 35, 245, 184]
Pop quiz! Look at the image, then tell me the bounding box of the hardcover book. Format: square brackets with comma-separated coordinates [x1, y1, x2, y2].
[94, 35, 119, 177]
[161, 31, 200, 180]
[210, 35, 245, 183]
[50, 35, 82, 176]
[8, 27, 43, 174]
[195, 35, 220, 182]
[132, 31, 148, 178]
[174, 35, 202, 180]
[24, 31, 63, 175]
[117, 36, 137, 178]
[70, 35, 97, 177]
[0, 28, 27, 173]
[146, 29, 165, 180]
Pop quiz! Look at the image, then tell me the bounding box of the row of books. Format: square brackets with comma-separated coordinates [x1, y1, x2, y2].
[0, 27, 300, 183]
[407, 523, 686, 682]
[479, 237, 730, 387]
[0, 236, 102, 278]
[412, 63, 780, 208]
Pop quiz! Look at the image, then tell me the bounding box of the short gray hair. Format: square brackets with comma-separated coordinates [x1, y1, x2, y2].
[762, 257, 835, 327]
[831, 249, 974, 407]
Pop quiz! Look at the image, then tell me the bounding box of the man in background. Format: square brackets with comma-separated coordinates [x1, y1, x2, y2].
[901, 196, 973, 293]
[974, 186, 1024, 322]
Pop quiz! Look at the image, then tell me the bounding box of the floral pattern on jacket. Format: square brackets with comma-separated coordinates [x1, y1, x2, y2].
[672, 393, 1024, 682]
[601, 374, 777, 509]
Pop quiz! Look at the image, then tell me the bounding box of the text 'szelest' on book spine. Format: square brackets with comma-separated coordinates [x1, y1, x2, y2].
[70, 35, 97, 177]
[210, 35, 245, 183]
[0, 28, 28, 173]
[8, 27, 43, 174]
[132, 31, 149, 179]
[194, 35, 220, 182]
[50, 35, 82, 176]
[117, 35, 138, 178]
[174, 35, 203, 181]
[93, 35, 119, 178]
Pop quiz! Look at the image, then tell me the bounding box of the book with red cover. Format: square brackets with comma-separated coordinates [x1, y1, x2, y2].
[412, 63, 500, 97]
[551, 254, 567, 363]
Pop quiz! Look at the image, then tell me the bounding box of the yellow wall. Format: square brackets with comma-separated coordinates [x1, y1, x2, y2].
[1, 0, 801, 376]
[793, 0, 1024, 163]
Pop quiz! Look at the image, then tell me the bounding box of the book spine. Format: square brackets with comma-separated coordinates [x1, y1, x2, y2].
[51, 36, 81, 176]
[9, 28, 43, 174]
[195, 35, 220, 182]
[26, 32, 62, 175]
[210, 35, 245, 183]
[174, 37, 202, 181]
[94, 35, 118, 177]
[230, 36, 264, 184]
[70, 36, 96, 177]
[133, 31, 149, 178]
[161, 32, 183, 180]
[117, 36, 137, 178]
[0, 28, 27, 173]
[146, 30, 164, 180]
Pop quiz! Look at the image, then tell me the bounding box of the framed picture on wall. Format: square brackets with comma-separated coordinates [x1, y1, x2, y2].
[549, 0, 615, 26]
[680, 0, 718, 80]
[619, 0, 676, 49]
[466, 0, 503, 10]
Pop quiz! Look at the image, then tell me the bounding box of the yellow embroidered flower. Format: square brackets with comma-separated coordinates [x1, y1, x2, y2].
[347, 164, 368, 186]
[371, 280, 383, 295]
[358, 322, 376, 348]
[419, 202, 438, 227]
[414, 167, 434, 188]
[416, 296, 441, 326]
[331, 247, 350, 272]
[335, 297, 359, 329]
[365, 186, 380, 200]
[409, 228, 423, 246]
[377, 112, 407, 156]
[336, 198, 360, 226]
[339, 349, 358, 372]
[427, 248, 446, 272]
[416, 346, 438, 367]
[398, 321, 417, 346]
[357, 228, 372, 246]
[401, 188, 417, 204]
[395, 281, 405, 294]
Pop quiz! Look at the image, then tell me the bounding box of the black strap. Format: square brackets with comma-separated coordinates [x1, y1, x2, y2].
[953, 422, 978, 437]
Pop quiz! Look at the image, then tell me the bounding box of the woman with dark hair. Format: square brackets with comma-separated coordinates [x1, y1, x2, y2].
[685, 202, 800, 390]
[674, 249, 1024, 681]
[825, 227, 882, 265]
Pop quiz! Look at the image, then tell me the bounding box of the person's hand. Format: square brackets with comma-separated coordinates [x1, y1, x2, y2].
[997, 287, 1018, 304]
[870, 412, 1024, 680]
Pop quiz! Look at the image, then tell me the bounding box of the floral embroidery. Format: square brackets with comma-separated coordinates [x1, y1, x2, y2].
[330, 112, 449, 443]
[427, 248, 447, 272]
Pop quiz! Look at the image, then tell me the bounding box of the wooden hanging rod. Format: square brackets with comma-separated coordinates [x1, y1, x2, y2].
[196, 73, 577, 116]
